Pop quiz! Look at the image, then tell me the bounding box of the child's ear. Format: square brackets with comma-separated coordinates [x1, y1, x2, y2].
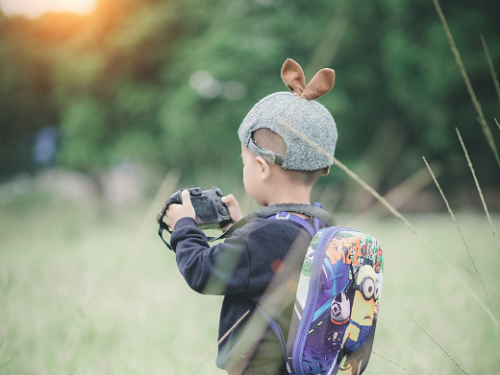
[321, 166, 330, 176]
[255, 156, 271, 180]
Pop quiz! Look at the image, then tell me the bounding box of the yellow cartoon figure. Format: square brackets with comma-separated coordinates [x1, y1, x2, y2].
[338, 265, 380, 374]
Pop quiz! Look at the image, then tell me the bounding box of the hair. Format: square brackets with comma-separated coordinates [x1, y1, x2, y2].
[252, 128, 324, 186]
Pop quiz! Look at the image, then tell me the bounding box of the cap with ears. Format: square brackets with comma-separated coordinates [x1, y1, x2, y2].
[238, 58, 338, 171]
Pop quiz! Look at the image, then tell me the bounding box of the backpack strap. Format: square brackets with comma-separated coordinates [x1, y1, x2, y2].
[254, 203, 332, 374]
[267, 202, 328, 238]
[217, 203, 335, 241]
[269, 211, 317, 238]
[255, 306, 290, 374]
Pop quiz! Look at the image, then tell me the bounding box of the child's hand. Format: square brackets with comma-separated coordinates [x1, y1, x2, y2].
[221, 194, 243, 230]
[166, 190, 196, 230]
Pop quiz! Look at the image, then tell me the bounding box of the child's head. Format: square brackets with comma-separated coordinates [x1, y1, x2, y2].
[251, 128, 327, 186]
[237, 59, 337, 204]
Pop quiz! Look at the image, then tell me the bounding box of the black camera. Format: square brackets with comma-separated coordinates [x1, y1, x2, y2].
[157, 186, 233, 249]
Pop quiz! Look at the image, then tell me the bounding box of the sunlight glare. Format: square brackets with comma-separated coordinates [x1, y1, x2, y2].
[0, 0, 96, 18]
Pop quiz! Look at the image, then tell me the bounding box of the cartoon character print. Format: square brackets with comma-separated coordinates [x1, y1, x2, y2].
[296, 230, 324, 305]
[341, 265, 379, 352]
[295, 247, 315, 311]
[374, 249, 383, 273]
[295, 231, 383, 375]
[297, 233, 353, 374]
[338, 243, 383, 375]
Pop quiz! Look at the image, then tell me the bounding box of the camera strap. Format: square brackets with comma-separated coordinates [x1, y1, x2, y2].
[159, 221, 221, 250]
[157, 196, 188, 251]
[159, 203, 335, 250]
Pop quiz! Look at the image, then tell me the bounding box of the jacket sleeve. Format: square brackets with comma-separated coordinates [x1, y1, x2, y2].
[171, 217, 251, 295]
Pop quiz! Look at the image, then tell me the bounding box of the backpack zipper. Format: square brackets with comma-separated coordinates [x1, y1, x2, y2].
[292, 226, 350, 375]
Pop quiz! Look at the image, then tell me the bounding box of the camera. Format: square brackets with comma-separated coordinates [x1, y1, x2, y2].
[157, 186, 233, 232]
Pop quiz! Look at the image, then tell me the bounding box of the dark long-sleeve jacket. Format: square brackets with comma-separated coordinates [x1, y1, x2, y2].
[170, 216, 312, 373]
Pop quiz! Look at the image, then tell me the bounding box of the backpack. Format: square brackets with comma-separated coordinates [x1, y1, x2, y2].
[220, 203, 383, 375]
[283, 223, 383, 375]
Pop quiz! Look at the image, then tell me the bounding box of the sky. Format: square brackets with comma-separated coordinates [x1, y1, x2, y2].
[0, 0, 96, 18]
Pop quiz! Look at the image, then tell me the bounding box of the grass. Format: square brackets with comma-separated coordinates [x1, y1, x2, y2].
[0, 194, 224, 375]
[0, 189, 499, 375]
[431, 0, 500, 170]
[359, 213, 500, 375]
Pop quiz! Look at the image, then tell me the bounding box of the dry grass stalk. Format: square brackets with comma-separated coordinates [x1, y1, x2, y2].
[410, 316, 469, 375]
[217, 310, 251, 346]
[332, 157, 419, 236]
[365, 163, 439, 215]
[455, 128, 500, 250]
[0, 341, 9, 370]
[431, 0, 500, 168]
[334, 156, 499, 327]
[188, 341, 219, 375]
[52, 301, 88, 375]
[481, 35, 500, 107]
[423, 157, 492, 304]
[372, 351, 418, 375]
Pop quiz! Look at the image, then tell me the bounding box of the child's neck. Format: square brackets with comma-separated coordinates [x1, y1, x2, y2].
[265, 189, 311, 206]
[263, 168, 313, 206]
[264, 185, 314, 220]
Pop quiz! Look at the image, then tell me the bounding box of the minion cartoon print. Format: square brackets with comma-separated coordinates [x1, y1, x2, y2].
[287, 228, 383, 375]
[337, 265, 380, 375]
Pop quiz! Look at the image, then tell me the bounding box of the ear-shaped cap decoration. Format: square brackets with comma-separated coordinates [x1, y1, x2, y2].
[238, 57, 338, 171]
[281, 58, 335, 100]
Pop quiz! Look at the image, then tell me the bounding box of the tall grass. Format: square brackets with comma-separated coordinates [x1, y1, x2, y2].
[0, 194, 224, 375]
[0, 188, 499, 374]
[431, 0, 500, 169]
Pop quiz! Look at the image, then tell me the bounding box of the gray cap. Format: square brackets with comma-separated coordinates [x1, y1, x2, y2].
[238, 91, 337, 171]
[238, 58, 337, 171]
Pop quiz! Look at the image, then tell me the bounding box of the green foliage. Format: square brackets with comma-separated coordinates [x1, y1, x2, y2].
[58, 98, 108, 169]
[0, 0, 498, 198]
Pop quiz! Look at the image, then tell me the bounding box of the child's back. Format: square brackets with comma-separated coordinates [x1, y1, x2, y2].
[165, 58, 338, 375]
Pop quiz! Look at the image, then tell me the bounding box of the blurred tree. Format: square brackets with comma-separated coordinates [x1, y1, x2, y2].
[0, 13, 60, 175]
[156, 0, 500, 196]
[52, 0, 177, 173]
[0, 11, 88, 175]
[0, 0, 498, 206]
[327, 0, 500, 208]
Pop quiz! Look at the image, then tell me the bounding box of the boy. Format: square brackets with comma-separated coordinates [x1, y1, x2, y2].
[165, 58, 337, 375]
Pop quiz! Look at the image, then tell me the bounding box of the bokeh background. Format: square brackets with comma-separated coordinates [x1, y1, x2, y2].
[0, 0, 499, 374]
[0, 0, 499, 209]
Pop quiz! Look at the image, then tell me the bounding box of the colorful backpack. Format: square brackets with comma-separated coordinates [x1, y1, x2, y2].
[284, 224, 383, 375]
[213, 203, 384, 375]
[260, 205, 384, 375]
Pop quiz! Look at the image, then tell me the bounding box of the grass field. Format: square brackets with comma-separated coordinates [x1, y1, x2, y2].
[0, 189, 499, 375]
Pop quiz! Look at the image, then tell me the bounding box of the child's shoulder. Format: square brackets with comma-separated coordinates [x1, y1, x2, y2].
[228, 217, 307, 260]
[238, 216, 304, 238]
